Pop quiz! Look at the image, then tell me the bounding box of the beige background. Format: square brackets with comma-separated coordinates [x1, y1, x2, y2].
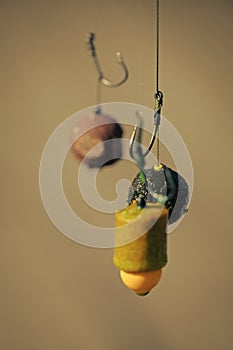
[1, 0, 233, 349]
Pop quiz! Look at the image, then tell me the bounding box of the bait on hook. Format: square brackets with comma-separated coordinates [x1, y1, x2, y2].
[113, 110, 189, 296]
[113, 1, 189, 296]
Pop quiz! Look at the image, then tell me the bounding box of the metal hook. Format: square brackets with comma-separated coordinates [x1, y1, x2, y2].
[85, 32, 129, 88]
[129, 111, 145, 170]
[129, 91, 163, 167]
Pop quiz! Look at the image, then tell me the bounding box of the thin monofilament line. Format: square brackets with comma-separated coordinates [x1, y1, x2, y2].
[156, 0, 160, 93]
[96, 79, 102, 109]
[94, 0, 102, 110]
[156, 0, 160, 165]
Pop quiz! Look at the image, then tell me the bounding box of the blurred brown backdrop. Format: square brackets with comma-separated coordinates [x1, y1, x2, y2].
[1, 0, 233, 349]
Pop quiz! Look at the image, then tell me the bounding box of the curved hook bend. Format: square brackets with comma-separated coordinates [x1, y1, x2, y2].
[85, 32, 128, 88]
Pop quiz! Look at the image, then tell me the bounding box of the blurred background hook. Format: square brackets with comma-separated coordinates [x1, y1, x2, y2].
[85, 32, 129, 88]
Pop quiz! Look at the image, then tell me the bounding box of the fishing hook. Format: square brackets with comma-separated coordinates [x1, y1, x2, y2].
[85, 32, 129, 88]
[129, 91, 163, 167]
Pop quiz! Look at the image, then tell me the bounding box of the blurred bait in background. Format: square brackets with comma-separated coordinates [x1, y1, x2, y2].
[71, 109, 123, 168]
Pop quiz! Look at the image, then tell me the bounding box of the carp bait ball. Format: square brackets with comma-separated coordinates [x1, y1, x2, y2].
[71, 111, 123, 168]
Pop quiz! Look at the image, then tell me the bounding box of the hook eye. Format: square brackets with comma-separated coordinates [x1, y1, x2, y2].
[85, 32, 95, 56]
[154, 91, 163, 104]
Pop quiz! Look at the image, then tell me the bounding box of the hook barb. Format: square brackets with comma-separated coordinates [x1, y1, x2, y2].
[85, 32, 128, 88]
